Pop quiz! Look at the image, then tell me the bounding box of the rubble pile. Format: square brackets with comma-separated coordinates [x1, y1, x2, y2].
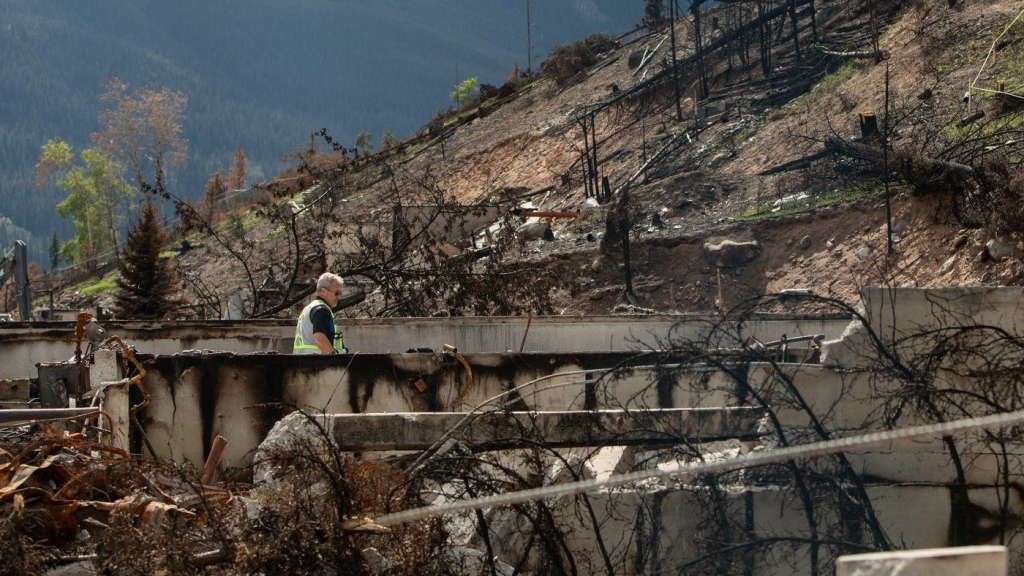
[0, 419, 459, 576]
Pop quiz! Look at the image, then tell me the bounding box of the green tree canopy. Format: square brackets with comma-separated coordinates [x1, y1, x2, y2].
[35, 139, 133, 265]
[450, 77, 479, 108]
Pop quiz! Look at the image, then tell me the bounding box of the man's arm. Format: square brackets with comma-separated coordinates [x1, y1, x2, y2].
[312, 332, 334, 354]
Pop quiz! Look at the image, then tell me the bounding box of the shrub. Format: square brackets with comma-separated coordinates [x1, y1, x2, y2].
[541, 33, 618, 87]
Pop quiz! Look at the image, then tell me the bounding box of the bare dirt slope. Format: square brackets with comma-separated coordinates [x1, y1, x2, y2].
[60, 0, 1024, 319]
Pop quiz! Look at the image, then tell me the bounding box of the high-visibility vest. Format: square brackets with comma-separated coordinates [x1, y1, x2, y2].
[293, 300, 346, 354]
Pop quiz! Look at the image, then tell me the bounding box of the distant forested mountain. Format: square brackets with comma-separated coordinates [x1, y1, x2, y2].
[0, 0, 641, 262]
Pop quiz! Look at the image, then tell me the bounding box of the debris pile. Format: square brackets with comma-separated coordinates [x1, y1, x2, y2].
[0, 416, 456, 575]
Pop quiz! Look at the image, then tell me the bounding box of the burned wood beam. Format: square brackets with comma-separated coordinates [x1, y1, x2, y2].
[328, 407, 764, 451]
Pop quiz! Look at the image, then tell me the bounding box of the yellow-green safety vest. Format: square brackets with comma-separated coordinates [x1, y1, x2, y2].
[294, 300, 346, 354]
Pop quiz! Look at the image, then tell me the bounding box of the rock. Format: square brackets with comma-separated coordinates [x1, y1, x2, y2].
[938, 255, 957, 275]
[253, 412, 330, 485]
[832, 248, 843, 258]
[974, 229, 989, 243]
[951, 235, 968, 251]
[590, 256, 606, 273]
[856, 247, 871, 261]
[894, 220, 908, 234]
[703, 239, 761, 268]
[986, 239, 1013, 261]
[362, 547, 392, 574]
[589, 291, 604, 301]
[901, 280, 918, 288]
[826, 239, 835, 250]
[516, 222, 554, 241]
[798, 235, 812, 250]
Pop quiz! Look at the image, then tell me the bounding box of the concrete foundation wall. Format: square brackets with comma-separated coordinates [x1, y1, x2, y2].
[496, 480, 1020, 575]
[0, 314, 850, 379]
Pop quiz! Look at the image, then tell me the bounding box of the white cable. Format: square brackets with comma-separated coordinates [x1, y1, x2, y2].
[376, 408, 1024, 527]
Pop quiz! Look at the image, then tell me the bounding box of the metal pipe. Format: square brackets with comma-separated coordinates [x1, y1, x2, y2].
[0, 407, 100, 422]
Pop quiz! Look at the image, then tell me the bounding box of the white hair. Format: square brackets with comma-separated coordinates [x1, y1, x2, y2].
[316, 272, 343, 292]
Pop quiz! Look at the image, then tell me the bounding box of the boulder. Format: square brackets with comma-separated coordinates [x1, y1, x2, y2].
[798, 235, 812, 250]
[516, 222, 554, 241]
[938, 256, 957, 275]
[703, 239, 761, 268]
[253, 412, 330, 485]
[986, 239, 1014, 261]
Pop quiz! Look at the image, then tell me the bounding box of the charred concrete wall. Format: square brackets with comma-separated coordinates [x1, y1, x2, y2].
[82, 286, 1024, 573]
[0, 314, 848, 379]
[136, 351, 690, 472]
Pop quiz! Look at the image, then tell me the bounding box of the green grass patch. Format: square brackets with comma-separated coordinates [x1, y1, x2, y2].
[808, 61, 861, 103]
[733, 184, 887, 221]
[783, 60, 863, 112]
[79, 278, 117, 296]
[944, 109, 1024, 141]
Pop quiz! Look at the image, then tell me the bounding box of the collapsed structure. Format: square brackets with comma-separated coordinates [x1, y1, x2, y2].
[2, 286, 1023, 574]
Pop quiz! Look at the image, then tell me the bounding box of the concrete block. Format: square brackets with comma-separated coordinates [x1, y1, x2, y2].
[836, 545, 1007, 576]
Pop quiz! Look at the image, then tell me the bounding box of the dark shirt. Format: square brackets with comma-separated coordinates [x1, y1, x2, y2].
[309, 297, 334, 343]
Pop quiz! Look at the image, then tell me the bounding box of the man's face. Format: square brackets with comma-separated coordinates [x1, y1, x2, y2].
[320, 281, 342, 307]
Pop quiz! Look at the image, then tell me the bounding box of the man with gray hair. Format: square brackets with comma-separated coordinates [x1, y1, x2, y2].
[294, 272, 348, 354]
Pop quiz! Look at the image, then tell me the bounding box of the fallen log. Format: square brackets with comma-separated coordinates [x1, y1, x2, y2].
[824, 137, 977, 178]
[761, 138, 977, 179]
[815, 45, 890, 61]
[758, 150, 829, 176]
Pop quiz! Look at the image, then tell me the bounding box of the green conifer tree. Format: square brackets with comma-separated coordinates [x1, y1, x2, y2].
[114, 202, 179, 319]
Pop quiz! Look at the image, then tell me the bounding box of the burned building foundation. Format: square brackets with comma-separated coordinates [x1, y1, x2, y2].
[4, 287, 1024, 574]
